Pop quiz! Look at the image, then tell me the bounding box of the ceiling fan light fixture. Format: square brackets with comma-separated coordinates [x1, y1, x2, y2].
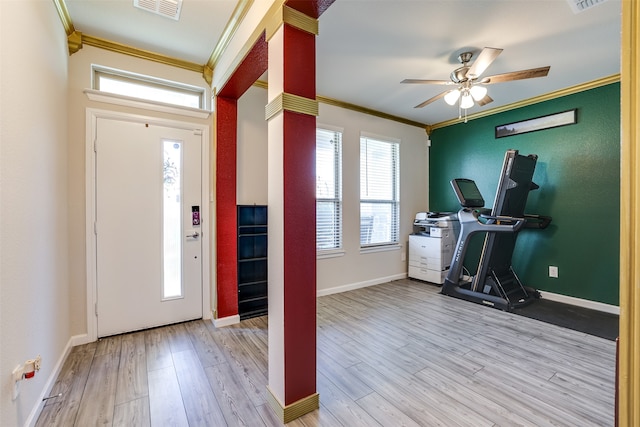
[444, 89, 461, 106]
[469, 85, 488, 101]
[460, 92, 474, 109]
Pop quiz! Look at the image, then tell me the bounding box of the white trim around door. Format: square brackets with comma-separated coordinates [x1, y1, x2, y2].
[85, 108, 211, 342]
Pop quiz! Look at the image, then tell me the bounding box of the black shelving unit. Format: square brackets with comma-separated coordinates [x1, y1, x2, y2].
[237, 205, 268, 319]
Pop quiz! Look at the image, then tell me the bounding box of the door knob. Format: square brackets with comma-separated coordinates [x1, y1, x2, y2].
[186, 231, 199, 238]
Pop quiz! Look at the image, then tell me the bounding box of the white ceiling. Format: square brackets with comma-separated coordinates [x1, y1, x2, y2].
[64, 0, 621, 125]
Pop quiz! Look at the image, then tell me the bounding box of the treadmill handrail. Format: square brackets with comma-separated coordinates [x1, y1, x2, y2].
[444, 208, 525, 289]
[523, 214, 552, 229]
[474, 210, 525, 232]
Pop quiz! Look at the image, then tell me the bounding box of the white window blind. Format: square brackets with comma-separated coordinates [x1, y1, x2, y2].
[316, 128, 342, 250]
[360, 135, 399, 247]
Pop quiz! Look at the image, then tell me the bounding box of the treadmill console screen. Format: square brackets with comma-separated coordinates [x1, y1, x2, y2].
[451, 178, 485, 208]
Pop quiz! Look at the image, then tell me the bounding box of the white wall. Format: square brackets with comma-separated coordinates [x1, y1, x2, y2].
[316, 102, 429, 293]
[0, 1, 70, 425]
[237, 86, 429, 294]
[237, 86, 268, 204]
[66, 46, 212, 338]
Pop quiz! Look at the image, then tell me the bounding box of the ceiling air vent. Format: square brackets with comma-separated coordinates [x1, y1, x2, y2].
[134, 0, 183, 21]
[566, 0, 608, 14]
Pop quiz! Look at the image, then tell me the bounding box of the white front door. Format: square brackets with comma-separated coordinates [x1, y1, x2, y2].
[96, 117, 203, 337]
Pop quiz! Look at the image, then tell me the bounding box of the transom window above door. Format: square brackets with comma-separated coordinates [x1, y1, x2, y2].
[92, 65, 205, 109]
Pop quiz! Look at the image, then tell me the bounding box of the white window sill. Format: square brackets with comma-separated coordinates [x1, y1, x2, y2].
[84, 89, 212, 119]
[360, 244, 402, 254]
[317, 249, 346, 260]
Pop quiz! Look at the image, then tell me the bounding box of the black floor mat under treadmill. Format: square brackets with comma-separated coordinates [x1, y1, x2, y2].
[513, 298, 619, 341]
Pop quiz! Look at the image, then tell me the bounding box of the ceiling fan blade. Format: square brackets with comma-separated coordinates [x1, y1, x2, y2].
[467, 47, 503, 78]
[414, 91, 447, 108]
[401, 79, 453, 85]
[482, 66, 550, 84]
[477, 94, 493, 106]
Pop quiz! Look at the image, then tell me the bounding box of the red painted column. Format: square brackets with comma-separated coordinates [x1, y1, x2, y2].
[267, 11, 318, 416]
[282, 110, 317, 403]
[282, 24, 317, 405]
[214, 34, 267, 322]
[215, 96, 239, 319]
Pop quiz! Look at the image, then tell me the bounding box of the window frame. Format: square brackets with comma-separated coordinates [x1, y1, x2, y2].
[92, 65, 206, 110]
[359, 133, 400, 249]
[316, 126, 343, 254]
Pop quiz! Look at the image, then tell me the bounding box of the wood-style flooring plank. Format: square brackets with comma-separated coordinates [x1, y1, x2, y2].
[412, 359, 539, 427]
[477, 362, 613, 426]
[95, 334, 122, 356]
[35, 343, 96, 427]
[115, 331, 148, 405]
[316, 334, 362, 369]
[165, 322, 195, 353]
[172, 349, 227, 426]
[355, 391, 422, 427]
[147, 366, 189, 427]
[317, 346, 373, 401]
[74, 352, 119, 426]
[316, 370, 383, 427]
[184, 319, 227, 368]
[345, 362, 446, 427]
[205, 320, 268, 407]
[112, 396, 150, 427]
[144, 326, 173, 372]
[205, 361, 267, 426]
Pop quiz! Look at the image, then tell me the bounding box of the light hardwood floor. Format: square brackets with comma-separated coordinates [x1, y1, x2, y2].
[36, 279, 615, 426]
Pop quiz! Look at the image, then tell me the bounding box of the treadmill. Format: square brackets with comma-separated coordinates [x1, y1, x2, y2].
[441, 149, 551, 311]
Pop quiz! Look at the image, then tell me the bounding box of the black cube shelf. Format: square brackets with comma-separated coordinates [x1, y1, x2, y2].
[237, 205, 268, 319]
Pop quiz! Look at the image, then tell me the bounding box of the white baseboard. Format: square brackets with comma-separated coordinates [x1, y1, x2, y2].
[540, 291, 620, 315]
[316, 273, 407, 297]
[70, 333, 92, 347]
[25, 334, 85, 427]
[212, 314, 240, 328]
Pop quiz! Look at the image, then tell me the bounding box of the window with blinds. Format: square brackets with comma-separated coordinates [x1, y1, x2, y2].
[360, 135, 400, 247]
[316, 128, 343, 251]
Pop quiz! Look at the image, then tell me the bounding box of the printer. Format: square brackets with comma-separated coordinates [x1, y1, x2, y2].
[409, 212, 459, 284]
[412, 211, 459, 237]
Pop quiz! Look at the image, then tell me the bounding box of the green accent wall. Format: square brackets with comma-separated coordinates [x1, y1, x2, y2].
[429, 83, 620, 306]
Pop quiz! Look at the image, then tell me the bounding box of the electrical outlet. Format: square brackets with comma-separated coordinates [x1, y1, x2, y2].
[549, 266, 559, 278]
[12, 365, 22, 400]
[401, 251, 406, 262]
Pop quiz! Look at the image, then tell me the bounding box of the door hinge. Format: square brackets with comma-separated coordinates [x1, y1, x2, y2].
[194, 129, 202, 136]
[94, 221, 97, 235]
[94, 138, 97, 153]
[95, 303, 98, 317]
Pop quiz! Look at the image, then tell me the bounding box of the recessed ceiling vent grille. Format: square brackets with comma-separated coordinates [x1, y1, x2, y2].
[134, 0, 182, 21]
[566, 0, 608, 14]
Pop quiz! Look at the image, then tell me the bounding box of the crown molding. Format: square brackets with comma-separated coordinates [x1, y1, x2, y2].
[53, 0, 75, 35]
[56, 0, 209, 78]
[81, 35, 204, 73]
[205, 0, 254, 85]
[317, 95, 429, 129]
[213, 0, 285, 93]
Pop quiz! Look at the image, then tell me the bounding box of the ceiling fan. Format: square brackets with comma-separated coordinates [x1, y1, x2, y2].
[401, 47, 550, 117]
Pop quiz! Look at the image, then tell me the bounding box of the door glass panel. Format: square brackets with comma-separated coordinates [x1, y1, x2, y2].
[163, 140, 182, 299]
